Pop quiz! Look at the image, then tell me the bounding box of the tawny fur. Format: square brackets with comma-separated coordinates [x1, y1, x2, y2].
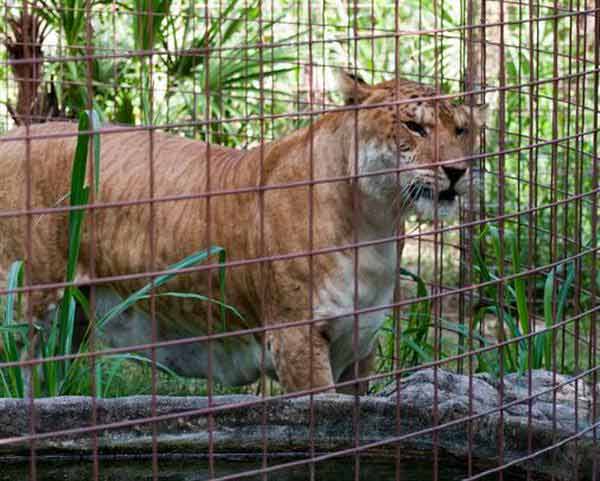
[0, 73, 486, 392]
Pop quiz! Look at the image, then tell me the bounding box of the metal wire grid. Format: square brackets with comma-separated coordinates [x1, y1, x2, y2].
[0, 0, 598, 480]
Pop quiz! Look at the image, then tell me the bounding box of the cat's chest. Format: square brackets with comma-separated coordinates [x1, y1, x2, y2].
[316, 240, 397, 332]
[315, 238, 397, 379]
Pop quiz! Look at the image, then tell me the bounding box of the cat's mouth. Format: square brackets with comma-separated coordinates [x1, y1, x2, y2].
[407, 184, 460, 221]
[409, 185, 458, 203]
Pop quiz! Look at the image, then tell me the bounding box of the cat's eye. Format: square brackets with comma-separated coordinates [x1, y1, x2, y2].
[455, 126, 468, 136]
[404, 121, 427, 137]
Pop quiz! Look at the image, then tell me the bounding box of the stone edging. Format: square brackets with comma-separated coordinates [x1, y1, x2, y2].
[0, 368, 598, 480]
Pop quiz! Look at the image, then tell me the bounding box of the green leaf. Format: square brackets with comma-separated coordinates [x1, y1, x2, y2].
[89, 109, 102, 193]
[133, 0, 172, 51]
[509, 230, 529, 338]
[543, 267, 555, 369]
[542, 262, 575, 370]
[132, 291, 245, 331]
[1, 261, 25, 397]
[556, 262, 575, 326]
[3, 261, 24, 329]
[396, 267, 433, 368]
[98, 246, 228, 330]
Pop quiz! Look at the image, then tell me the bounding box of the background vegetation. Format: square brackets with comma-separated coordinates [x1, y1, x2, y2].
[0, 0, 597, 397]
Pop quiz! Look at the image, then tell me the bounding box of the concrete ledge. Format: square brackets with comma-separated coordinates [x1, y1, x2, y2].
[0, 369, 598, 480]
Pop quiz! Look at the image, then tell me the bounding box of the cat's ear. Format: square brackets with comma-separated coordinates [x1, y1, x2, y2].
[336, 69, 371, 105]
[474, 103, 489, 127]
[457, 103, 489, 128]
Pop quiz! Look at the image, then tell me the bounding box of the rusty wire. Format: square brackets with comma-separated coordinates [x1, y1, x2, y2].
[0, 1, 599, 480]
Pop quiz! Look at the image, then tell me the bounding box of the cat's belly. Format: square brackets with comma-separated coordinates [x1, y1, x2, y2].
[94, 286, 276, 386]
[93, 236, 395, 387]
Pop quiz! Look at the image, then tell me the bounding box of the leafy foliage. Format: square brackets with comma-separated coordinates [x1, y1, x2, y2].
[376, 220, 593, 387]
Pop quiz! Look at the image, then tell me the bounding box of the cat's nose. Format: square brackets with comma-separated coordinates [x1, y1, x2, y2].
[442, 166, 467, 185]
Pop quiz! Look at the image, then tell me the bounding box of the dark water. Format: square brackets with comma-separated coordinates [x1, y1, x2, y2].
[0, 457, 528, 481]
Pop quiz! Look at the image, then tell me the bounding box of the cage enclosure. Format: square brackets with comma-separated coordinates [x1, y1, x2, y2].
[0, 1, 598, 480]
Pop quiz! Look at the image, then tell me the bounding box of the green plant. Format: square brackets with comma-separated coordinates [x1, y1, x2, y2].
[472, 223, 577, 375]
[132, 0, 171, 123]
[0, 261, 28, 396]
[374, 220, 586, 386]
[395, 268, 433, 368]
[35, 0, 93, 114]
[376, 268, 444, 379]
[160, 0, 299, 144]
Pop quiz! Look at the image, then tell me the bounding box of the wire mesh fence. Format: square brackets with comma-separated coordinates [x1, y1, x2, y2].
[0, 0, 598, 480]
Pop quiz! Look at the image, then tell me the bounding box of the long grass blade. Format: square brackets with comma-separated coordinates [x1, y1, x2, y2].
[97, 246, 227, 329]
[1, 261, 25, 397]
